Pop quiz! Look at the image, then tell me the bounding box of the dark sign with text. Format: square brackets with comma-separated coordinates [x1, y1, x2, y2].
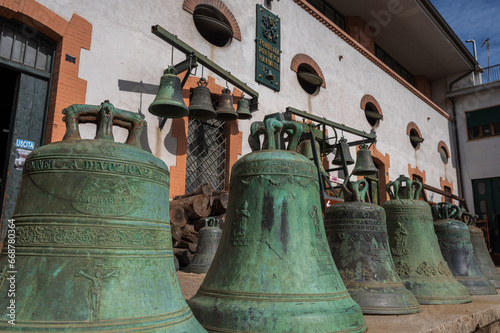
[255, 4, 281, 91]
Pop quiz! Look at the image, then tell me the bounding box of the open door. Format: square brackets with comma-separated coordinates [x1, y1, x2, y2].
[0, 72, 49, 241]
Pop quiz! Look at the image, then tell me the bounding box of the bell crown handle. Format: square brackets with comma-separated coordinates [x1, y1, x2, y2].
[346, 179, 369, 202]
[282, 121, 303, 151]
[432, 202, 461, 220]
[249, 121, 266, 151]
[386, 174, 423, 200]
[62, 101, 146, 148]
[265, 118, 283, 150]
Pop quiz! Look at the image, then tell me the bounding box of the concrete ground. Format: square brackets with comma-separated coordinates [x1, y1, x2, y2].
[177, 271, 500, 333]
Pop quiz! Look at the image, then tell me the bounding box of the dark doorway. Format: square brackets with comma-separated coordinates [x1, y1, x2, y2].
[0, 66, 20, 223]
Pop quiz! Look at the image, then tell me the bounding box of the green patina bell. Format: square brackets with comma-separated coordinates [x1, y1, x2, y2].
[188, 118, 366, 333]
[0, 102, 206, 332]
[383, 175, 471, 304]
[433, 203, 497, 295]
[324, 179, 421, 314]
[464, 213, 500, 288]
[185, 217, 222, 274]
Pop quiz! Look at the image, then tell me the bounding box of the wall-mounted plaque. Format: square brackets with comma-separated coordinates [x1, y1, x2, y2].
[255, 4, 281, 91]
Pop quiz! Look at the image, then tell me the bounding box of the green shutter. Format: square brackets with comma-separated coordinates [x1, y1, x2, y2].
[466, 106, 500, 128]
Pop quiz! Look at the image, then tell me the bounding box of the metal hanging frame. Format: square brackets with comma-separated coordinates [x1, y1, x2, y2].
[151, 25, 259, 129]
[283, 107, 377, 210]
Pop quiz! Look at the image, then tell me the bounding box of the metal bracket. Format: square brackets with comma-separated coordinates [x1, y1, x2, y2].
[151, 25, 259, 126]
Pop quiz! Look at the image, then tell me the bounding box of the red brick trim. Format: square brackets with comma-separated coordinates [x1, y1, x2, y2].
[290, 53, 326, 88]
[408, 164, 427, 200]
[292, 0, 452, 121]
[169, 75, 242, 197]
[440, 177, 454, 204]
[1, 1, 92, 144]
[183, 0, 241, 41]
[360, 94, 382, 116]
[406, 122, 422, 137]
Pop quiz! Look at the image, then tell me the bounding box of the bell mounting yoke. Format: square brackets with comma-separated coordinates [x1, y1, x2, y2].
[386, 174, 423, 200]
[249, 118, 303, 151]
[62, 101, 146, 148]
[432, 202, 461, 220]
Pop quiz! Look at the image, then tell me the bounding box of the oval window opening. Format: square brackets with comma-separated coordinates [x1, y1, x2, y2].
[439, 146, 449, 164]
[364, 102, 382, 127]
[193, 4, 233, 47]
[409, 129, 423, 149]
[297, 64, 322, 95]
[478, 182, 486, 195]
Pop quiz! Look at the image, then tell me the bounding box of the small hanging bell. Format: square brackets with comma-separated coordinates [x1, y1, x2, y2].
[216, 88, 238, 121]
[332, 137, 355, 165]
[148, 66, 189, 118]
[189, 77, 216, 120]
[236, 97, 252, 120]
[352, 143, 378, 176]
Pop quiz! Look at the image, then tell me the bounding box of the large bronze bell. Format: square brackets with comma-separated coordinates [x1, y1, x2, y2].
[189, 77, 216, 120]
[215, 88, 238, 121]
[185, 217, 222, 274]
[432, 202, 497, 295]
[188, 118, 366, 333]
[324, 179, 421, 314]
[236, 97, 252, 119]
[332, 137, 354, 165]
[149, 66, 189, 118]
[352, 143, 378, 176]
[383, 175, 471, 304]
[0, 102, 205, 332]
[464, 213, 500, 288]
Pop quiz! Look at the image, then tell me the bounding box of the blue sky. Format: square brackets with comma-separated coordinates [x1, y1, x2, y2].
[430, 0, 500, 68]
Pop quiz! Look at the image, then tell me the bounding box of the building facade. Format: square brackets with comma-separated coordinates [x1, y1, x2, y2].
[0, 0, 481, 243]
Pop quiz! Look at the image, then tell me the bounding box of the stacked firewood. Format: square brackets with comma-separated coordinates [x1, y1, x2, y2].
[170, 183, 228, 268]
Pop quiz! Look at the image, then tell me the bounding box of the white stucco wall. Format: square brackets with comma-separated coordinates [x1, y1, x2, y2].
[36, 0, 458, 196]
[450, 82, 500, 212]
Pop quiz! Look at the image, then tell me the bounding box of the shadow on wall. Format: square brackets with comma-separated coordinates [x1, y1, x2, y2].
[118, 79, 161, 154]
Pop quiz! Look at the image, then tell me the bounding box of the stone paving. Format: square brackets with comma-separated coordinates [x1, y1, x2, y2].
[177, 271, 500, 332]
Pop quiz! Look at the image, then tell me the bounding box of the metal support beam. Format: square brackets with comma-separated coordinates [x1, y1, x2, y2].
[285, 107, 376, 141]
[152, 25, 259, 111]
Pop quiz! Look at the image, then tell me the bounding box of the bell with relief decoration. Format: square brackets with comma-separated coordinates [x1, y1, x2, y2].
[0, 102, 205, 332]
[433, 203, 497, 295]
[324, 179, 421, 314]
[465, 212, 500, 288]
[185, 217, 222, 274]
[383, 175, 471, 304]
[188, 118, 366, 333]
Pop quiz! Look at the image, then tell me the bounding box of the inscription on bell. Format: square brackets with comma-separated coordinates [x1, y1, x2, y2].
[72, 175, 136, 216]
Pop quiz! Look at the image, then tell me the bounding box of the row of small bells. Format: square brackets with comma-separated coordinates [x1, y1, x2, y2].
[148, 66, 252, 121]
[3, 104, 500, 332]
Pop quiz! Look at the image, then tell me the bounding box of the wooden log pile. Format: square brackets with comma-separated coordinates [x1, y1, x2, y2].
[170, 183, 228, 269]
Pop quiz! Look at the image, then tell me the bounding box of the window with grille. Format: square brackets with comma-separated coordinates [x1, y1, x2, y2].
[444, 186, 452, 203]
[0, 17, 54, 72]
[185, 119, 227, 193]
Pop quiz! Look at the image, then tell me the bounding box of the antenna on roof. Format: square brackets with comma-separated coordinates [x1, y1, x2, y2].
[481, 38, 496, 68]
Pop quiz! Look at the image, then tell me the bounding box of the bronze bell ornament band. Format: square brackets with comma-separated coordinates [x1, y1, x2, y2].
[0, 102, 206, 332]
[324, 179, 421, 314]
[188, 118, 366, 333]
[383, 175, 471, 305]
